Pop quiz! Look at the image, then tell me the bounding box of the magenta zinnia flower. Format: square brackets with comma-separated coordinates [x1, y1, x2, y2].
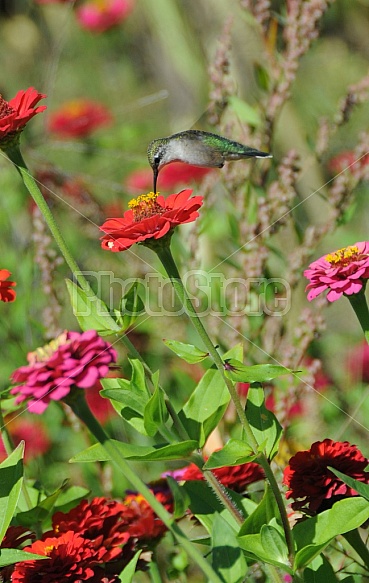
[283, 438, 369, 513]
[10, 330, 117, 414]
[304, 242, 369, 302]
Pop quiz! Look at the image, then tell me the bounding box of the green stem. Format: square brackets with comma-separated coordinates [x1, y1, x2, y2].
[343, 528, 369, 568]
[156, 245, 295, 563]
[347, 291, 369, 345]
[68, 391, 224, 583]
[5, 146, 189, 442]
[149, 555, 163, 583]
[204, 470, 244, 525]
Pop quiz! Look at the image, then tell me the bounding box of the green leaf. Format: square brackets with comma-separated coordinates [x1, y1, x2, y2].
[163, 339, 209, 363]
[203, 440, 256, 470]
[119, 282, 145, 330]
[100, 359, 152, 435]
[166, 476, 191, 519]
[180, 368, 230, 447]
[118, 550, 142, 582]
[183, 481, 250, 537]
[239, 484, 280, 536]
[224, 360, 292, 383]
[0, 442, 24, 543]
[303, 554, 340, 583]
[65, 279, 120, 335]
[245, 386, 282, 459]
[238, 523, 292, 572]
[143, 384, 169, 437]
[15, 481, 69, 527]
[293, 497, 369, 569]
[70, 439, 198, 462]
[229, 96, 261, 128]
[253, 63, 270, 92]
[260, 524, 289, 564]
[328, 467, 369, 501]
[212, 513, 248, 583]
[0, 548, 47, 568]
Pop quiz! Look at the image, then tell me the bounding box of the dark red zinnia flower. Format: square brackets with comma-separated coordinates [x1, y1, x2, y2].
[0, 88, 46, 144]
[100, 190, 203, 252]
[0, 269, 16, 302]
[48, 99, 112, 138]
[169, 459, 265, 492]
[10, 330, 117, 414]
[47, 498, 130, 562]
[126, 162, 213, 193]
[12, 531, 121, 583]
[283, 438, 369, 513]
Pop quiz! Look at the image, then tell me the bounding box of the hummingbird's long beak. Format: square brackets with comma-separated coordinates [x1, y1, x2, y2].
[153, 167, 158, 194]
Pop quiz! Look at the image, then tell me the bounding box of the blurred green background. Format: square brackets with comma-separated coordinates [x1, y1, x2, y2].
[1, 0, 369, 499]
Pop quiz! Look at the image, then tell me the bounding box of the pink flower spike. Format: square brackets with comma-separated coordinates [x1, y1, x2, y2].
[304, 242, 369, 302]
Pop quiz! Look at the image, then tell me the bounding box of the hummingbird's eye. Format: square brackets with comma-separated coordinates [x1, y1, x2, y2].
[154, 155, 160, 165]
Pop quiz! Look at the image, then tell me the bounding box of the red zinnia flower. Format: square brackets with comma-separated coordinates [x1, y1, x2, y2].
[121, 488, 173, 542]
[283, 438, 369, 513]
[126, 162, 213, 193]
[0, 88, 46, 145]
[12, 531, 121, 583]
[0, 269, 16, 302]
[329, 150, 369, 175]
[304, 242, 369, 302]
[76, 0, 133, 33]
[0, 415, 50, 462]
[347, 340, 369, 384]
[100, 190, 203, 252]
[1, 526, 35, 549]
[10, 330, 117, 414]
[48, 99, 112, 138]
[48, 498, 130, 561]
[169, 459, 264, 492]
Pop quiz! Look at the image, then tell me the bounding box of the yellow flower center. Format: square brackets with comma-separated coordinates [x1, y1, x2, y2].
[27, 332, 69, 365]
[325, 245, 360, 266]
[128, 192, 163, 222]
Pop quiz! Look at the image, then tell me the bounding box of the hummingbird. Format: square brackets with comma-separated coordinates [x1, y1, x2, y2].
[147, 129, 272, 193]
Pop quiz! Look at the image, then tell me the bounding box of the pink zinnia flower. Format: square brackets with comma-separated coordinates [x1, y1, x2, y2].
[10, 330, 117, 414]
[76, 0, 133, 33]
[100, 190, 203, 252]
[48, 99, 112, 138]
[283, 438, 369, 513]
[304, 242, 369, 302]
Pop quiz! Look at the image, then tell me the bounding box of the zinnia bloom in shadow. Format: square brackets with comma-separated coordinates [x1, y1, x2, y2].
[346, 340, 369, 384]
[100, 190, 203, 252]
[47, 497, 131, 562]
[48, 99, 112, 138]
[121, 487, 173, 542]
[168, 459, 265, 492]
[0, 269, 16, 302]
[304, 242, 369, 302]
[0, 88, 46, 147]
[10, 330, 117, 414]
[76, 0, 133, 33]
[12, 531, 121, 583]
[283, 438, 369, 513]
[126, 162, 213, 193]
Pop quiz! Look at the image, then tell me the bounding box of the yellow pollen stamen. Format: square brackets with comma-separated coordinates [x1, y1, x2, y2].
[27, 332, 69, 365]
[326, 245, 360, 266]
[128, 192, 163, 222]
